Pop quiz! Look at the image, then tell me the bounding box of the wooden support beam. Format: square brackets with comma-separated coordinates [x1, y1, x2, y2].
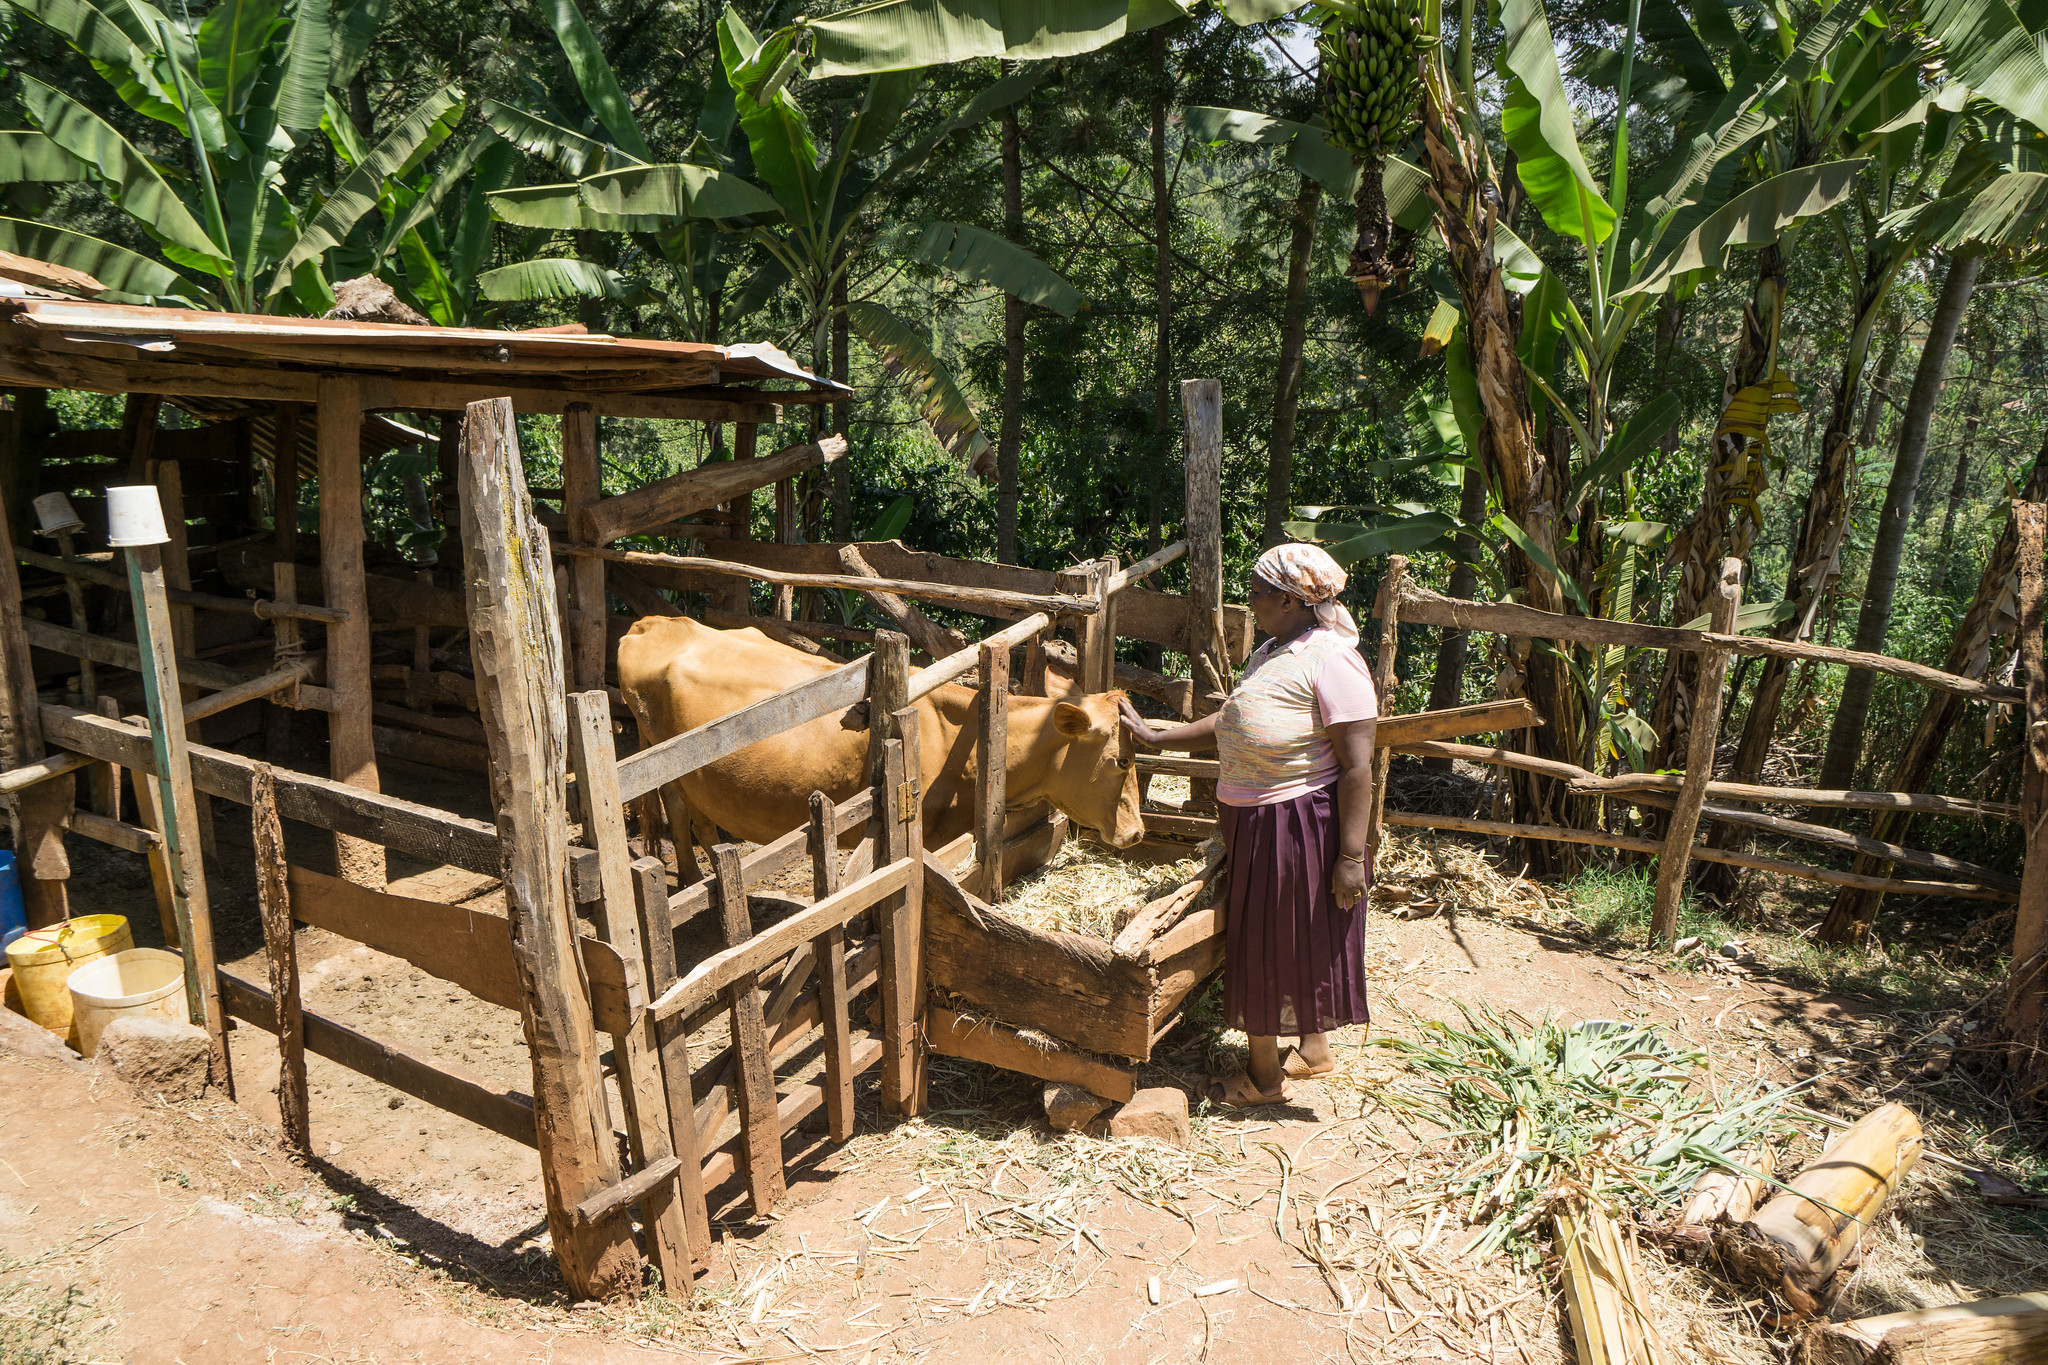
[127, 535, 229, 1091]
[976, 638, 1010, 904]
[709, 841, 786, 1216]
[1105, 540, 1187, 596]
[1567, 772, 2019, 820]
[0, 471, 64, 926]
[250, 765, 308, 1158]
[927, 1006, 1135, 1103]
[773, 476, 797, 620]
[458, 395, 636, 1301]
[2006, 499, 2048, 1076]
[586, 435, 844, 545]
[16, 547, 349, 623]
[318, 374, 382, 888]
[882, 709, 926, 1115]
[272, 401, 300, 560]
[837, 542, 965, 660]
[561, 404, 607, 691]
[809, 791, 856, 1142]
[1088, 556, 1117, 694]
[1365, 555, 1406, 857]
[1653, 559, 1741, 943]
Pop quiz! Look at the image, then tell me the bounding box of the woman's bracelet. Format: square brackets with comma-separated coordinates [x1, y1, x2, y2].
[1339, 851, 1367, 865]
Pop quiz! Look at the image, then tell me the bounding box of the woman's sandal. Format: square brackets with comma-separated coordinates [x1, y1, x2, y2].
[1281, 1047, 1337, 1080]
[1200, 1072, 1289, 1108]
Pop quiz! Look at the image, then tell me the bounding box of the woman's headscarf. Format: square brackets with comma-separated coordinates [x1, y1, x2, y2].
[1253, 542, 1358, 643]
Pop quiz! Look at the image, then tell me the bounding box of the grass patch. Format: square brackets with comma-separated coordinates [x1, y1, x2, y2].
[1563, 864, 1735, 949]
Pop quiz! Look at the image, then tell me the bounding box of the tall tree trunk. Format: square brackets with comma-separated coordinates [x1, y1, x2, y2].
[1263, 175, 1323, 550]
[1647, 250, 1783, 776]
[1423, 465, 1489, 770]
[1418, 85, 1579, 867]
[1934, 362, 1986, 594]
[1148, 29, 1172, 570]
[998, 105, 1025, 564]
[1820, 251, 1983, 792]
[1818, 428, 2048, 942]
[1722, 249, 1901, 800]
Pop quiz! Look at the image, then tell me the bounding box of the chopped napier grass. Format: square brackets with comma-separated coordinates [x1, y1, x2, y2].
[1370, 1004, 1800, 1266]
[990, 839, 1205, 941]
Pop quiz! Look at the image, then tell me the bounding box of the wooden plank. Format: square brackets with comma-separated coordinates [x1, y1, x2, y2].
[1567, 773, 2018, 820]
[69, 809, 157, 855]
[1397, 581, 2024, 705]
[250, 765, 308, 1158]
[927, 1005, 1135, 1103]
[1089, 557, 1117, 693]
[0, 748, 93, 794]
[906, 612, 1049, 703]
[810, 791, 856, 1143]
[574, 1156, 682, 1229]
[23, 617, 264, 693]
[976, 638, 1010, 904]
[616, 654, 871, 803]
[285, 865, 634, 1034]
[565, 545, 1098, 618]
[15, 546, 349, 622]
[1379, 810, 2019, 901]
[710, 842, 787, 1216]
[1653, 558, 1741, 943]
[127, 538, 229, 1091]
[651, 858, 913, 1023]
[564, 689, 701, 1289]
[218, 969, 537, 1147]
[1149, 933, 1225, 1040]
[879, 715, 928, 1115]
[921, 852, 1155, 1058]
[1111, 844, 1223, 959]
[1144, 903, 1226, 967]
[585, 435, 844, 545]
[318, 374, 382, 889]
[459, 395, 633, 1299]
[1105, 540, 1187, 595]
[698, 1036, 885, 1194]
[1144, 812, 1218, 840]
[662, 790, 874, 931]
[561, 404, 608, 691]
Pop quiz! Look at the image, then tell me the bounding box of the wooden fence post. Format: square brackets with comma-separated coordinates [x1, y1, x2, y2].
[250, 764, 308, 1157]
[882, 709, 928, 1116]
[808, 790, 857, 1141]
[566, 689, 705, 1288]
[458, 396, 637, 1300]
[317, 374, 382, 889]
[561, 403, 608, 692]
[1364, 556, 1407, 860]
[710, 841, 787, 1215]
[2002, 500, 2048, 1093]
[1650, 558, 1743, 944]
[0, 476, 68, 927]
[867, 631, 911, 787]
[126, 533, 230, 1091]
[976, 639, 1010, 904]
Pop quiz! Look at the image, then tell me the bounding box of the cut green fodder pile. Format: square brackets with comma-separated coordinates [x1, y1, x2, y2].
[991, 840, 1204, 941]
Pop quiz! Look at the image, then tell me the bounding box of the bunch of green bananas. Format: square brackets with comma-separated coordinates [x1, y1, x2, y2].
[1318, 0, 1425, 159]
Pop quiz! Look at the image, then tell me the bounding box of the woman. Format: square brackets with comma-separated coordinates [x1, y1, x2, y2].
[1120, 543, 1377, 1105]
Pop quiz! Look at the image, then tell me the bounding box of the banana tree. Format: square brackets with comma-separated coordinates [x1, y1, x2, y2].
[495, 5, 1080, 475]
[0, 0, 461, 313]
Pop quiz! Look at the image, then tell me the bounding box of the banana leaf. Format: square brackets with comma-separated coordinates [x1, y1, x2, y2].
[272, 0, 332, 134]
[1921, 0, 2048, 137]
[1567, 391, 1683, 508]
[541, 0, 652, 161]
[0, 131, 88, 182]
[1617, 158, 1869, 298]
[577, 162, 782, 222]
[903, 221, 1079, 315]
[846, 298, 991, 471]
[797, 0, 1188, 79]
[479, 99, 624, 176]
[19, 75, 226, 260]
[720, 6, 823, 226]
[1499, 0, 1616, 244]
[0, 216, 208, 302]
[477, 256, 622, 302]
[6, 0, 184, 129]
[195, 0, 281, 118]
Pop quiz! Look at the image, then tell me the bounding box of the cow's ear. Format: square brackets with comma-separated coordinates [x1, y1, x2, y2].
[1052, 701, 1099, 738]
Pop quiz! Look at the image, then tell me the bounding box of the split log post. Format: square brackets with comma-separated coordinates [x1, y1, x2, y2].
[709, 841, 787, 1216]
[1810, 1292, 2048, 1364]
[773, 473, 797, 620]
[1364, 556, 1406, 859]
[250, 763, 308, 1157]
[881, 709, 928, 1115]
[1090, 555, 1119, 694]
[0, 475, 67, 926]
[264, 561, 305, 766]
[317, 375, 383, 889]
[458, 396, 638, 1300]
[565, 689, 702, 1288]
[560, 403, 608, 691]
[124, 519, 230, 1090]
[976, 638, 1010, 905]
[272, 400, 301, 560]
[808, 790, 856, 1141]
[866, 631, 911, 788]
[630, 853, 713, 1268]
[1724, 1102, 1922, 1310]
[2004, 500, 2048, 1097]
[1651, 558, 1742, 945]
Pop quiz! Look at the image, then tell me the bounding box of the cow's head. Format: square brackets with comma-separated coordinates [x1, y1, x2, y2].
[1044, 692, 1146, 849]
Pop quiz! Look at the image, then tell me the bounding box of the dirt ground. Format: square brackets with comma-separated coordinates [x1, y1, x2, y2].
[6, 791, 2048, 1362]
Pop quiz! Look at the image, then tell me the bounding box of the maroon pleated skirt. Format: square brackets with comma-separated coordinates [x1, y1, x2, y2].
[1217, 782, 1371, 1037]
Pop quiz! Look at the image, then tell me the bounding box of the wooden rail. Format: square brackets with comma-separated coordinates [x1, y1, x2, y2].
[17, 547, 351, 623]
[616, 655, 872, 802]
[907, 612, 1052, 702]
[1104, 540, 1187, 596]
[22, 619, 338, 712]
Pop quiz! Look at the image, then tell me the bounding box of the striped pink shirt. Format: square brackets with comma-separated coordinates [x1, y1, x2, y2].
[1215, 626, 1379, 807]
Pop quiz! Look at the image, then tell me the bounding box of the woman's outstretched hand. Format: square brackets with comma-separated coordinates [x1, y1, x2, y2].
[1119, 697, 1161, 749]
[1332, 853, 1368, 910]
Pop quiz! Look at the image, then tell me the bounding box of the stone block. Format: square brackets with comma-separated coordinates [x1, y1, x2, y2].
[1099, 1087, 1191, 1147]
[96, 1015, 210, 1103]
[1043, 1081, 1112, 1132]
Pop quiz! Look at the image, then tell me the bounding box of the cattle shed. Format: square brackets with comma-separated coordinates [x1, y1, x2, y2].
[0, 262, 1272, 1298]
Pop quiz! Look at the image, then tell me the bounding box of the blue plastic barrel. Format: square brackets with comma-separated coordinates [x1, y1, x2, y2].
[0, 851, 25, 951]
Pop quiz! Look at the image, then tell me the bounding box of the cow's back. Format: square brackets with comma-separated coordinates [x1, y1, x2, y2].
[617, 616, 872, 845]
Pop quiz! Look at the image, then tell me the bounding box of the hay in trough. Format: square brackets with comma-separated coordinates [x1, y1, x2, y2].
[990, 839, 1206, 942]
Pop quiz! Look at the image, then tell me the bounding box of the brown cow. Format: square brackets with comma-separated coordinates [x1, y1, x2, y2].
[616, 616, 1145, 853]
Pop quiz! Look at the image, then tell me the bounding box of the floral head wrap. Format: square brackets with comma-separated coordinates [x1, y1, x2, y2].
[1253, 542, 1359, 643]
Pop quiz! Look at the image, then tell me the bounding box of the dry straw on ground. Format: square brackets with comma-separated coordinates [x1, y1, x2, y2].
[991, 839, 1204, 941]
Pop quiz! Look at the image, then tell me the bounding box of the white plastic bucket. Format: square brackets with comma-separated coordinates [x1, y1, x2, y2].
[32, 491, 82, 535]
[104, 486, 169, 548]
[66, 948, 188, 1058]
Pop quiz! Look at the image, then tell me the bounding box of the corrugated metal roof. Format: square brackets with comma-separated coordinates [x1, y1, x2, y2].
[0, 297, 847, 398]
